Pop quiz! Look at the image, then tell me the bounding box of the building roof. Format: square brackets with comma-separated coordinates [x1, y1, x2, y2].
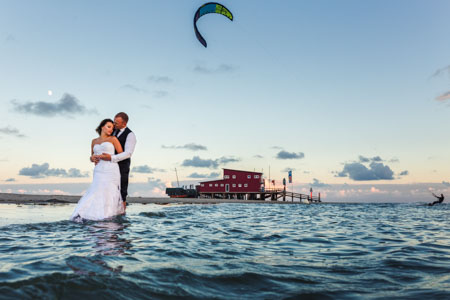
[197, 178, 224, 184]
[198, 168, 264, 184]
[222, 168, 263, 174]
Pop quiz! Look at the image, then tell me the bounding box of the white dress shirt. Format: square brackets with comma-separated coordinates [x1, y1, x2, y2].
[111, 127, 136, 163]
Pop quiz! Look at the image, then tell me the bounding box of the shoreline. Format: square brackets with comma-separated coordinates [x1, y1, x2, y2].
[0, 193, 308, 205]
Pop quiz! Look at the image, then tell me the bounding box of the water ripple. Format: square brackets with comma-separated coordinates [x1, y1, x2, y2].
[0, 203, 449, 299]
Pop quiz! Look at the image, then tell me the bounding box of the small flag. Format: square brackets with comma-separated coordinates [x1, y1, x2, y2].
[288, 170, 292, 183]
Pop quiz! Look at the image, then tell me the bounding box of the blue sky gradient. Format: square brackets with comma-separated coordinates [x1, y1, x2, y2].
[1, 1, 449, 201]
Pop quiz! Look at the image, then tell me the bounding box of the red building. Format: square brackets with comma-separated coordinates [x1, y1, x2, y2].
[197, 169, 264, 199]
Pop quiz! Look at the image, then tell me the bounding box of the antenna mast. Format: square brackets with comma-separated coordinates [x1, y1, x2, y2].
[175, 168, 180, 187]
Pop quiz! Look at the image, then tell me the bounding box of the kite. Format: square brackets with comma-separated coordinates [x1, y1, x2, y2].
[193, 2, 233, 48]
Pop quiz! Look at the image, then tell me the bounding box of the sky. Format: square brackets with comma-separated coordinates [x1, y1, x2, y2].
[1, 0, 450, 202]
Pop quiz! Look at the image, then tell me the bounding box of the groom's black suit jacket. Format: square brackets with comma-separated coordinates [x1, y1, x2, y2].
[115, 127, 132, 201]
[115, 127, 132, 168]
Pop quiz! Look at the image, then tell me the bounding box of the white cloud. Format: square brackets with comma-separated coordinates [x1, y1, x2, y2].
[435, 91, 450, 102]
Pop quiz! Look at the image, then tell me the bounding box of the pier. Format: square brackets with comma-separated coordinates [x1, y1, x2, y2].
[198, 188, 321, 203]
[167, 168, 323, 203]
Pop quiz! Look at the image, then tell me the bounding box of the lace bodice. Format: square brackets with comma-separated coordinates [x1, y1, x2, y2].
[93, 142, 115, 155]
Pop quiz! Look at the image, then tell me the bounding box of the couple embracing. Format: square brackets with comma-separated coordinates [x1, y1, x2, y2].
[70, 112, 136, 222]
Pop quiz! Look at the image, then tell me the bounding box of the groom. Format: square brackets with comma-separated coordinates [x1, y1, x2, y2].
[96, 112, 136, 211]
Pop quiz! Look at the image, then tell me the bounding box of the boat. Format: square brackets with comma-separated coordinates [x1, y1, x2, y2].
[165, 187, 198, 198]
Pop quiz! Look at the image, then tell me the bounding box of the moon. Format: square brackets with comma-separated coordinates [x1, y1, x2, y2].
[48, 90, 53, 96]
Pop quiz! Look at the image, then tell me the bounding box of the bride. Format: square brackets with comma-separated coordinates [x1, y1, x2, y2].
[70, 119, 125, 222]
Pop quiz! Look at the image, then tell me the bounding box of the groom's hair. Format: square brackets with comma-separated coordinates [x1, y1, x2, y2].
[115, 112, 129, 123]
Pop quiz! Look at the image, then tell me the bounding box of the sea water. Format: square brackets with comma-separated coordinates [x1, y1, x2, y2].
[0, 202, 449, 299]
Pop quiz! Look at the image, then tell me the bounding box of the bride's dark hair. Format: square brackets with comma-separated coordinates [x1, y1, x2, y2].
[96, 119, 114, 135]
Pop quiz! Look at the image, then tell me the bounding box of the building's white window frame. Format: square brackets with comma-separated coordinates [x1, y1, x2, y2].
[254, 175, 260, 179]
[244, 183, 248, 187]
[232, 184, 236, 187]
[232, 175, 236, 179]
[209, 184, 213, 187]
[224, 175, 230, 179]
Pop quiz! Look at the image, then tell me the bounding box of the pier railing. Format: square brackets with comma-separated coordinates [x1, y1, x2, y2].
[198, 190, 321, 203]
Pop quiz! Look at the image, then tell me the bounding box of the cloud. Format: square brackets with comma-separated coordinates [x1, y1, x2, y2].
[254, 155, 264, 159]
[371, 156, 383, 162]
[153, 90, 169, 98]
[276, 151, 305, 160]
[310, 178, 330, 188]
[431, 65, 450, 102]
[147, 75, 173, 84]
[281, 167, 296, 172]
[358, 156, 370, 163]
[435, 91, 450, 102]
[359, 155, 383, 163]
[162, 143, 207, 151]
[4, 178, 15, 182]
[187, 172, 220, 179]
[442, 181, 450, 187]
[431, 65, 450, 78]
[399, 170, 409, 176]
[181, 156, 240, 169]
[11, 93, 96, 117]
[271, 146, 283, 150]
[19, 163, 89, 178]
[370, 186, 385, 193]
[132, 165, 165, 174]
[193, 63, 236, 74]
[147, 177, 166, 190]
[5, 34, 15, 42]
[218, 156, 240, 164]
[182, 156, 218, 169]
[337, 161, 394, 181]
[65, 168, 89, 178]
[120, 84, 147, 93]
[0, 126, 26, 138]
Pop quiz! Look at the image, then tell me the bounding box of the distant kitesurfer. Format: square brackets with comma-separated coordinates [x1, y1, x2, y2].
[429, 193, 444, 206]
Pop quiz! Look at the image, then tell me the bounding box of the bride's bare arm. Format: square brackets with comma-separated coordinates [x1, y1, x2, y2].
[90, 139, 98, 163]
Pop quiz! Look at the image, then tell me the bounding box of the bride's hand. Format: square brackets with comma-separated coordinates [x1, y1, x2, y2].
[91, 155, 100, 165]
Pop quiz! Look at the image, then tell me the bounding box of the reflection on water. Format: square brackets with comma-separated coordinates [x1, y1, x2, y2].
[66, 218, 133, 276]
[85, 218, 132, 256]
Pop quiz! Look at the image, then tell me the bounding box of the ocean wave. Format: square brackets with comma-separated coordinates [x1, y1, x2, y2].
[0, 203, 449, 299]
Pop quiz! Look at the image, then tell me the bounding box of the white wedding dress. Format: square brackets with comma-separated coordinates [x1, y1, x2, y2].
[70, 142, 124, 222]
